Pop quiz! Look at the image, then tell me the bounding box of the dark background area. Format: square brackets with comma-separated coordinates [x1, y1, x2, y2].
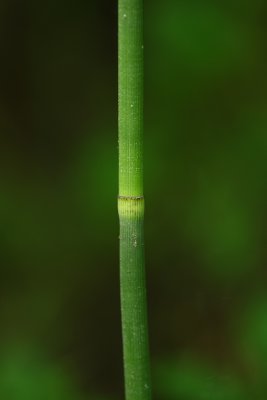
[1, 0, 267, 399]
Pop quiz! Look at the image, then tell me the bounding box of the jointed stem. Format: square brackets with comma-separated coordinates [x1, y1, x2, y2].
[118, 1, 151, 399]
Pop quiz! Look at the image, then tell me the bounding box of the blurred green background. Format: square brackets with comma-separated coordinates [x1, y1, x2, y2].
[0, 0, 267, 399]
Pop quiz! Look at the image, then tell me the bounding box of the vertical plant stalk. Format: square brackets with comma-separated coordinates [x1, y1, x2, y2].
[118, 1, 151, 400]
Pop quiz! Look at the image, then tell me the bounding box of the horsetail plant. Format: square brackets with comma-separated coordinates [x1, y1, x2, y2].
[118, 0, 151, 399]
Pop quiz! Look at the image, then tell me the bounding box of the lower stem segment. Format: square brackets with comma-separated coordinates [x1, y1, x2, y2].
[119, 197, 151, 400]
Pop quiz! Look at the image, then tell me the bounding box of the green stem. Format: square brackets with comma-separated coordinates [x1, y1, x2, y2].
[118, 1, 151, 400]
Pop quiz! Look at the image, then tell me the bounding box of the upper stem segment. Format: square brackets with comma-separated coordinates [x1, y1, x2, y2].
[119, 0, 144, 197]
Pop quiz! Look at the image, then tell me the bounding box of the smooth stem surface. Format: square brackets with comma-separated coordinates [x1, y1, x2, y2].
[118, 1, 151, 400]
